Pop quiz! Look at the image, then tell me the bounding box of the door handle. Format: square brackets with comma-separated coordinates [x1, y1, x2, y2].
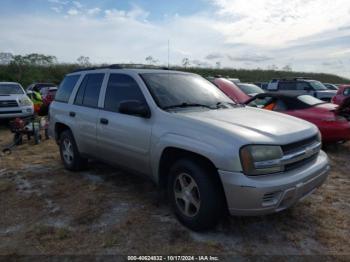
[69, 112, 76, 117]
[100, 118, 109, 125]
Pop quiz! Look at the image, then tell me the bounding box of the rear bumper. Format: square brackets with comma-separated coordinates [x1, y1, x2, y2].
[0, 106, 34, 119]
[219, 150, 330, 216]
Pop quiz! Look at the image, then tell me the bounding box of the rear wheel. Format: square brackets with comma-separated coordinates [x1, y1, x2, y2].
[168, 159, 224, 231]
[59, 130, 87, 171]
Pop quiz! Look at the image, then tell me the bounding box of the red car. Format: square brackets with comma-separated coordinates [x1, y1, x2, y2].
[208, 78, 250, 103]
[332, 84, 350, 105]
[246, 93, 350, 143]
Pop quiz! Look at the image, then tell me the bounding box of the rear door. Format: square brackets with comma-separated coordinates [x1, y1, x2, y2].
[71, 73, 105, 155]
[97, 73, 152, 175]
[277, 81, 298, 95]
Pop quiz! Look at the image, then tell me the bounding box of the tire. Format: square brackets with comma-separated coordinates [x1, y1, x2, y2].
[168, 158, 225, 231]
[59, 130, 87, 171]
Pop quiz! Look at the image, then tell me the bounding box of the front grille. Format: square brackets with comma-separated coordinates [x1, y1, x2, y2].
[0, 100, 18, 108]
[0, 110, 22, 114]
[281, 135, 318, 154]
[284, 154, 318, 171]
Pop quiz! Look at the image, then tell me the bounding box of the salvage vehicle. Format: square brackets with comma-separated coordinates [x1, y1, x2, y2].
[208, 77, 250, 103]
[246, 93, 350, 143]
[236, 83, 264, 97]
[332, 84, 350, 105]
[0, 82, 34, 119]
[324, 83, 338, 91]
[267, 78, 336, 102]
[49, 65, 330, 230]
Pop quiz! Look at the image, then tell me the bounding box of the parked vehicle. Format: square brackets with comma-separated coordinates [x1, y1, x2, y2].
[332, 84, 350, 105]
[267, 78, 336, 102]
[41, 86, 58, 106]
[236, 83, 264, 97]
[49, 66, 330, 230]
[0, 82, 34, 119]
[246, 93, 350, 143]
[254, 82, 268, 90]
[27, 83, 56, 93]
[208, 77, 250, 103]
[323, 83, 338, 90]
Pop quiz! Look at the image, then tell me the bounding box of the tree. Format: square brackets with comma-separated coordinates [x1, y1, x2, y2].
[145, 56, 158, 65]
[11, 53, 57, 66]
[182, 58, 190, 68]
[282, 65, 292, 72]
[0, 52, 13, 64]
[77, 56, 91, 66]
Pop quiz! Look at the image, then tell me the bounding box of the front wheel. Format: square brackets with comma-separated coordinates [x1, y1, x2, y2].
[168, 159, 225, 231]
[59, 130, 87, 171]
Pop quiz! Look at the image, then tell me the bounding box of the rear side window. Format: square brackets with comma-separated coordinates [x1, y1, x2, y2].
[344, 88, 350, 96]
[278, 82, 296, 90]
[104, 74, 146, 112]
[296, 82, 311, 90]
[55, 75, 80, 103]
[74, 73, 104, 108]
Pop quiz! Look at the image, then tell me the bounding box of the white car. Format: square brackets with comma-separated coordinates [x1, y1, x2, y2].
[0, 82, 34, 119]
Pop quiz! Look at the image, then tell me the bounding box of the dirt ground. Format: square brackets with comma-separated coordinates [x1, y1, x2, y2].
[0, 126, 349, 257]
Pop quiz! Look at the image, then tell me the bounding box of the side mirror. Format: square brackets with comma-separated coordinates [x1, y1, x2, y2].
[119, 100, 151, 118]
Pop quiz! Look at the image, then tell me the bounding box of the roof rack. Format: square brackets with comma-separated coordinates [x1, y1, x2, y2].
[72, 64, 170, 73]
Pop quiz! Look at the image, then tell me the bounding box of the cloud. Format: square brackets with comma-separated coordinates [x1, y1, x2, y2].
[72, 1, 83, 9]
[48, 0, 68, 5]
[67, 8, 79, 16]
[227, 54, 272, 62]
[87, 8, 101, 16]
[205, 53, 224, 60]
[51, 7, 62, 13]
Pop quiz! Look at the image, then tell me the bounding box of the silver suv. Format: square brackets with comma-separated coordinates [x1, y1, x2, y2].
[49, 66, 330, 230]
[0, 82, 34, 119]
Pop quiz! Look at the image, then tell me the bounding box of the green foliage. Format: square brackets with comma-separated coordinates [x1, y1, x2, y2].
[0, 63, 348, 89]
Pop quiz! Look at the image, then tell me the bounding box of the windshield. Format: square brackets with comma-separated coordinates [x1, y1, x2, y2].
[0, 84, 24, 95]
[141, 73, 234, 110]
[298, 95, 325, 106]
[237, 83, 264, 95]
[309, 81, 327, 90]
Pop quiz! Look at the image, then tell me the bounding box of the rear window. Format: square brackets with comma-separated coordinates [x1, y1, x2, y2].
[278, 82, 296, 90]
[0, 84, 24, 95]
[55, 75, 80, 103]
[74, 73, 104, 108]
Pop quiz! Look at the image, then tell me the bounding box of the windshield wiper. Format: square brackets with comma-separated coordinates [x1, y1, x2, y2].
[163, 103, 213, 110]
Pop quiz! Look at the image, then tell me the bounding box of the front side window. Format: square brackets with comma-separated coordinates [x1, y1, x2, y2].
[0, 84, 24, 95]
[104, 74, 146, 112]
[74, 73, 104, 108]
[141, 73, 233, 110]
[55, 75, 80, 103]
[309, 81, 327, 90]
[296, 82, 311, 90]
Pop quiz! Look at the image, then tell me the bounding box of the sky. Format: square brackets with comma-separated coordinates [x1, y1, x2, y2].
[0, 0, 350, 78]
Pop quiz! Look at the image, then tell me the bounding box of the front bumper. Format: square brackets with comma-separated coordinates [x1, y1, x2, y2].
[0, 106, 34, 119]
[219, 150, 330, 216]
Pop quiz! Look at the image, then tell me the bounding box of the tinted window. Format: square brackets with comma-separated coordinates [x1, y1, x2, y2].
[278, 82, 296, 90]
[344, 88, 350, 96]
[74, 74, 104, 108]
[55, 75, 80, 103]
[104, 74, 146, 112]
[296, 82, 311, 90]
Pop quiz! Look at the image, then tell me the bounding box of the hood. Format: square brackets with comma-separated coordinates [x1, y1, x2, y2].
[179, 107, 317, 145]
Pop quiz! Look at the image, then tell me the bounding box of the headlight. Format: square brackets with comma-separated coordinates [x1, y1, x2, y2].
[19, 97, 33, 106]
[240, 145, 284, 175]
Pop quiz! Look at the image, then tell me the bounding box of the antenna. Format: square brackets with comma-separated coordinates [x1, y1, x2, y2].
[167, 39, 170, 69]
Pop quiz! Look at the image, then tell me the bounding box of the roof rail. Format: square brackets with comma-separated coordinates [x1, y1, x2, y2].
[72, 64, 169, 73]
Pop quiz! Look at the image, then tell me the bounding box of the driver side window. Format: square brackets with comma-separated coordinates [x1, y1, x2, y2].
[297, 82, 312, 91]
[104, 74, 147, 113]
